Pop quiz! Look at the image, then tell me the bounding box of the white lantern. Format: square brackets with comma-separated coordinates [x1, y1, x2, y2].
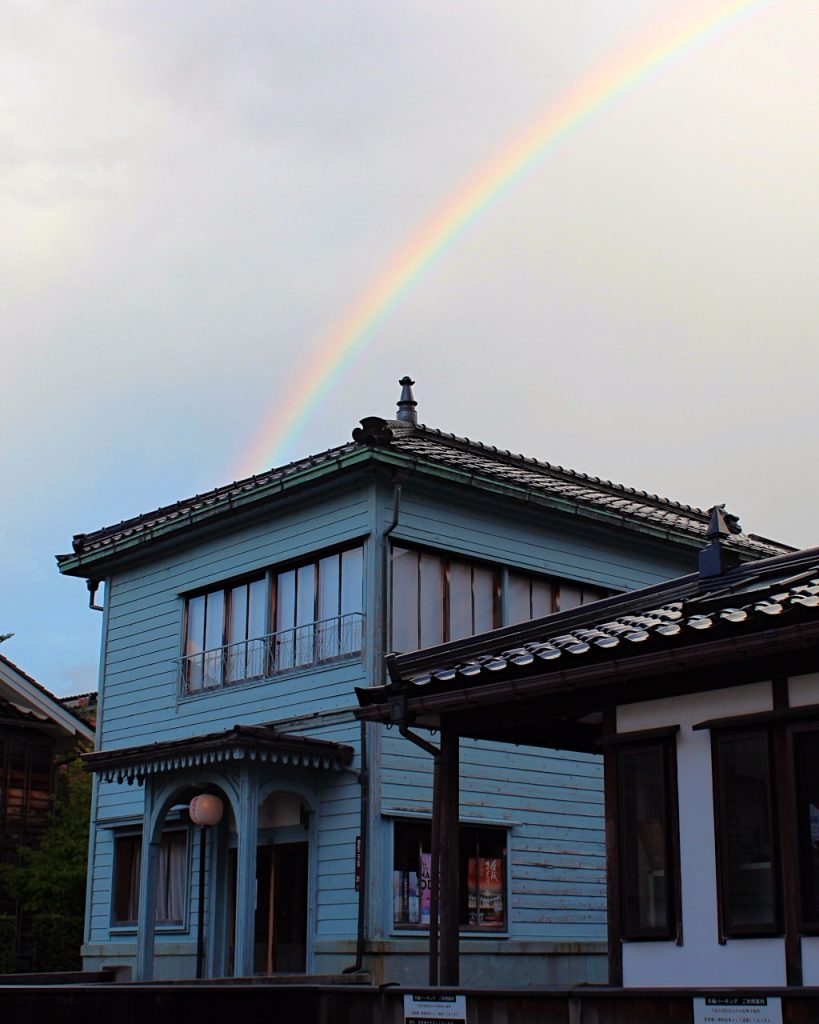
[189, 793, 224, 827]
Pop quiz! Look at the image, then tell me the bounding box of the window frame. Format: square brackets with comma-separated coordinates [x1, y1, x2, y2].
[110, 827, 191, 932]
[179, 541, 365, 696]
[615, 733, 681, 942]
[389, 542, 611, 655]
[391, 818, 509, 934]
[788, 720, 819, 935]
[711, 727, 782, 940]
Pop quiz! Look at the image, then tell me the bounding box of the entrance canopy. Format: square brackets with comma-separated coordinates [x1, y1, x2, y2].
[84, 723, 354, 783]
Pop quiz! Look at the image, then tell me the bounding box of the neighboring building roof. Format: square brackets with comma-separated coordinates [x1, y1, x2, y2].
[356, 544, 819, 748]
[0, 652, 95, 743]
[56, 385, 792, 577]
[84, 723, 355, 783]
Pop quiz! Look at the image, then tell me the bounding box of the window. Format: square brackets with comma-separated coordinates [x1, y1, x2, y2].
[112, 830, 188, 926]
[390, 545, 610, 653]
[713, 730, 780, 936]
[392, 820, 506, 931]
[181, 545, 364, 694]
[617, 739, 679, 940]
[791, 727, 819, 930]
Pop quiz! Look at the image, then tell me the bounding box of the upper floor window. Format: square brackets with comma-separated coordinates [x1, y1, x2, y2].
[390, 545, 610, 653]
[181, 545, 364, 695]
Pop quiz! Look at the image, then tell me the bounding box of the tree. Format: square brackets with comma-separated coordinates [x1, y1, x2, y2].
[1, 756, 91, 971]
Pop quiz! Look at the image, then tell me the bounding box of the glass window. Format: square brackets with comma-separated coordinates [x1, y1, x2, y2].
[392, 820, 506, 931]
[713, 731, 779, 936]
[181, 545, 363, 693]
[793, 728, 819, 929]
[618, 741, 678, 939]
[112, 831, 188, 927]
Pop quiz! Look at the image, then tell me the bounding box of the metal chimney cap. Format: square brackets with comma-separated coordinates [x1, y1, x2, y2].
[396, 376, 418, 425]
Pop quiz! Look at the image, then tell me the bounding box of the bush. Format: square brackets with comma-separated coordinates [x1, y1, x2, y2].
[0, 914, 16, 974]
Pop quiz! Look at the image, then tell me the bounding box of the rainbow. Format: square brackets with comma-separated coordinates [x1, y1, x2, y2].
[236, 0, 778, 478]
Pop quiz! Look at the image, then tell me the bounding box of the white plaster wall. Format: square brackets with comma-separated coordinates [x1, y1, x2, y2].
[788, 672, 819, 708]
[618, 683, 788, 988]
[801, 937, 819, 985]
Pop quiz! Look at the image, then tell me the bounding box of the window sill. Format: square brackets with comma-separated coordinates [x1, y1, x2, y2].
[110, 923, 189, 936]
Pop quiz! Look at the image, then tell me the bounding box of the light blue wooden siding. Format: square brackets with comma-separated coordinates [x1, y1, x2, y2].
[98, 484, 371, 751]
[387, 482, 695, 593]
[381, 731, 605, 940]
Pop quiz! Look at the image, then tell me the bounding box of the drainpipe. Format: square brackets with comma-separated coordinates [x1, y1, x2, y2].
[344, 479, 405, 975]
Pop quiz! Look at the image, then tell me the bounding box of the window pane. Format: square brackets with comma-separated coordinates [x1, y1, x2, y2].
[448, 561, 473, 641]
[203, 591, 225, 688]
[715, 732, 778, 935]
[227, 584, 249, 682]
[507, 573, 531, 625]
[419, 553, 444, 648]
[393, 822, 431, 926]
[275, 570, 296, 669]
[185, 595, 206, 692]
[472, 568, 496, 635]
[318, 554, 341, 659]
[619, 745, 674, 937]
[246, 578, 268, 676]
[794, 729, 819, 926]
[558, 584, 582, 612]
[113, 832, 187, 926]
[295, 564, 316, 665]
[391, 548, 419, 653]
[531, 580, 553, 619]
[113, 835, 141, 924]
[340, 547, 364, 653]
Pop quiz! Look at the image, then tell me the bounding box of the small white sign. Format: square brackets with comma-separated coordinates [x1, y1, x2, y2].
[693, 996, 783, 1024]
[404, 992, 467, 1024]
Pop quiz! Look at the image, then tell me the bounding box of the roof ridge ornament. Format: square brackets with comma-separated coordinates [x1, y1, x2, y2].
[699, 504, 742, 578]
[396, 376, 418, 425]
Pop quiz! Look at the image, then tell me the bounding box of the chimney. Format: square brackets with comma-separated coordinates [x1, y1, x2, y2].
[396, 376, 418, 425]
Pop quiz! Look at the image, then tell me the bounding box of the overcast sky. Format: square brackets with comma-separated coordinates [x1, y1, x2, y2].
[1, 0, 817, 696]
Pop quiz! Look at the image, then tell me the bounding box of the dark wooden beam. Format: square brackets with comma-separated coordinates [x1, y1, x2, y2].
[438, 730, 459, 986]
[602, 706, 623, 987]
[773, 678, 802, 986]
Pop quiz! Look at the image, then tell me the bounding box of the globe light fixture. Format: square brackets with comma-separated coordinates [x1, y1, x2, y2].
[189, 793, 224, 827]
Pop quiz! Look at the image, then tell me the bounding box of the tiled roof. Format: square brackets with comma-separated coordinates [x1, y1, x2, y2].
[59, 414, 791, 572]
[357, 546, 819, 708]
[0, 652, 95, 738]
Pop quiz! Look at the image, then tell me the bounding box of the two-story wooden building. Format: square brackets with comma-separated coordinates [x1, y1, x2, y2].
[57, 379, 788, 983]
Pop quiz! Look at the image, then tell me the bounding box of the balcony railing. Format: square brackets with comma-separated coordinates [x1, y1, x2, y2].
[180, 611, 364, 696]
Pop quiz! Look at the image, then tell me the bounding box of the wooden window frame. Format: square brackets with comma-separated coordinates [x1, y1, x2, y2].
[710, 727, 782, 940]
[391, 819, 508, 934]
[616, 734, 681, 942]
[111, 828, 190, 930]
[789, 721, 819, 935]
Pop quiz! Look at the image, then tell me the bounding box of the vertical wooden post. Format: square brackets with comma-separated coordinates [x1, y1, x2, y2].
[438, 729, 459, 986]
[429, 752, 441, 986]
[773, 678, 802, 986]
[135, 777, 160, 982]
[602, 707, 623, 987]
[234, 766, 259, 977]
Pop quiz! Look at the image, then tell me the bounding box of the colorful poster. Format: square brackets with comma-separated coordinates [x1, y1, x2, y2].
[420, 852, 432, 924]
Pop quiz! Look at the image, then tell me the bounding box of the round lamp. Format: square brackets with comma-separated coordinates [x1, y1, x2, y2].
[189, 793, 224, 827]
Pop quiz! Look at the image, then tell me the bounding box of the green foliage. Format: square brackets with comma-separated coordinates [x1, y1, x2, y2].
[0, 915, 16, 974]
[1, 757, 91, 971]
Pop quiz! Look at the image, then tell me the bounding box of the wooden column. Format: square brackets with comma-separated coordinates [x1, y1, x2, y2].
[234, 766, 259, 977]
[429, 752, 441, 986]
[602, 707, 623, 987]
[773, 678, 802, 986]
[438, 729, 459, 987]
[135, 777, 160, 982]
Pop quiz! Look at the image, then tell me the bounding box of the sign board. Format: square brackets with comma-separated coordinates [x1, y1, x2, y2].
[693, 996, 783, 1024]
[404, 993, 467, 1024]
[354, 835, 361, 892]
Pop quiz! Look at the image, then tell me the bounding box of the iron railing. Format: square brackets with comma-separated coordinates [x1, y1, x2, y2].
[180, 611, 364, 695]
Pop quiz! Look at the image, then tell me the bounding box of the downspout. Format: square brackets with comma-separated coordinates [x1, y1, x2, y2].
[343, 479, 403, 974]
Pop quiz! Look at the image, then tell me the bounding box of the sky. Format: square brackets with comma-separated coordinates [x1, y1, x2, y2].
[1, 0, 817, 697]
